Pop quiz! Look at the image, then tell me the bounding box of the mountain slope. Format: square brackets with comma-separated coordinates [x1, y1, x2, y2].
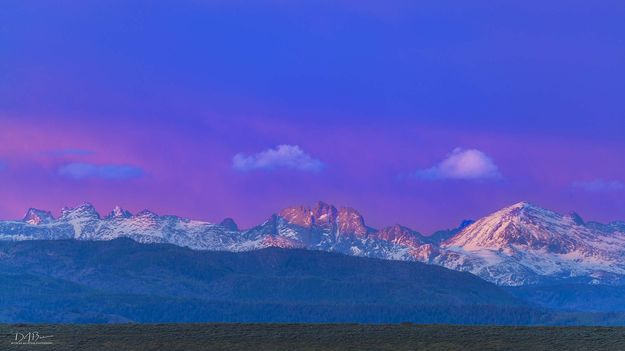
[0, 239, 533, 323]
[436, 202, 625, 285]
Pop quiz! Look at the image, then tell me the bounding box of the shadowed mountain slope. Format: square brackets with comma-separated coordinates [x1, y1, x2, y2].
[0, 238, 531, 323]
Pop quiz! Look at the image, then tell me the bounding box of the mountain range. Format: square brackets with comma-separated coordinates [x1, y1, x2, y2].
[2, 201, 625, 287]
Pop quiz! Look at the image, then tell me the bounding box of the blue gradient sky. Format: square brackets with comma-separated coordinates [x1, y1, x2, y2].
[1, 1, 624, 232]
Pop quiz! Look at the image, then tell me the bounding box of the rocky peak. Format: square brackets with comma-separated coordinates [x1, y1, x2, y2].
[135, 209, 159, 219]
[567, 212, 585, 226]
[107, 206, 133, 219]
[254, 214, 279, 236]
[474, 201, 549, 224]
[444, 201, 580, 253]
[279, 201, 337, 228]
[279, 205, 313, 227]
[131, 210, 161, 229]
[23, 208, 54, 225]
[501, 201, 540, 215]
[278, 201, 368, 237]
[310, 201, 338, 226]
[336, 207, 368, 237]
[220, 218, 239, 231]
[375, 224, 422, 246]
[61, 202, 100, 220]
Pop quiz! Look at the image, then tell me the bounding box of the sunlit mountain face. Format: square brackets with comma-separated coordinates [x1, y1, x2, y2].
[1, 1, 625, 237]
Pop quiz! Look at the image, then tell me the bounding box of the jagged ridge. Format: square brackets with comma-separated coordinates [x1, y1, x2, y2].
[1, 201, 625, 286]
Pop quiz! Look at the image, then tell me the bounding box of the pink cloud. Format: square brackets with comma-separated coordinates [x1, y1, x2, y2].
[415, 148, 502, 181]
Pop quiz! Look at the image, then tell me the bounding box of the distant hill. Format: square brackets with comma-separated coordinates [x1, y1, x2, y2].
[508, 284, 625, 313]
[0, 238, 540, 324]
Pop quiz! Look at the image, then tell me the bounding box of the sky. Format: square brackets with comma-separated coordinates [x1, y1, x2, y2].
[1, 1, 624, 233]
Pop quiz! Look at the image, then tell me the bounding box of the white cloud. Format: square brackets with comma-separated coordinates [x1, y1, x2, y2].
[414, 148, 502, 181]
[573, 179, 625, 192]
[233, 145, 324, 172]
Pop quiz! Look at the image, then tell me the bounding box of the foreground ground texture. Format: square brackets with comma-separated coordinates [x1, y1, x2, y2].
[2, 324, 625, 351]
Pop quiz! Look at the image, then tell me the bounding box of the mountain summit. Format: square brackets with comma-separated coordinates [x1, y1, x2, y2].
[444, 201, 581, 252]
[107, 206, 133, 219]
[279, 201, 338, 228]
[438, 202, 625, 285]
[22, 208, 54, 225]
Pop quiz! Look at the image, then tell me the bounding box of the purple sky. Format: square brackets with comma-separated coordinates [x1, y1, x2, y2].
[1, 1, 625, 233]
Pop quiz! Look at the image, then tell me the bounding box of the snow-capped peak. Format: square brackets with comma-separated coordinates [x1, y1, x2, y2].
[432, 201, 625, 285]
[219, 218, 239, 231]
[107, 206, 132, 219]
[61, 202, 100, 220]
[22, 208, 54, 225]
[135, 209, 158, 218]
[504, 201, 539, 211]
[444, 202, 580, 251]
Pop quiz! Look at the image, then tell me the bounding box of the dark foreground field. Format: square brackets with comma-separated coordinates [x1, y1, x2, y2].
[2, 324, 625, 351]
